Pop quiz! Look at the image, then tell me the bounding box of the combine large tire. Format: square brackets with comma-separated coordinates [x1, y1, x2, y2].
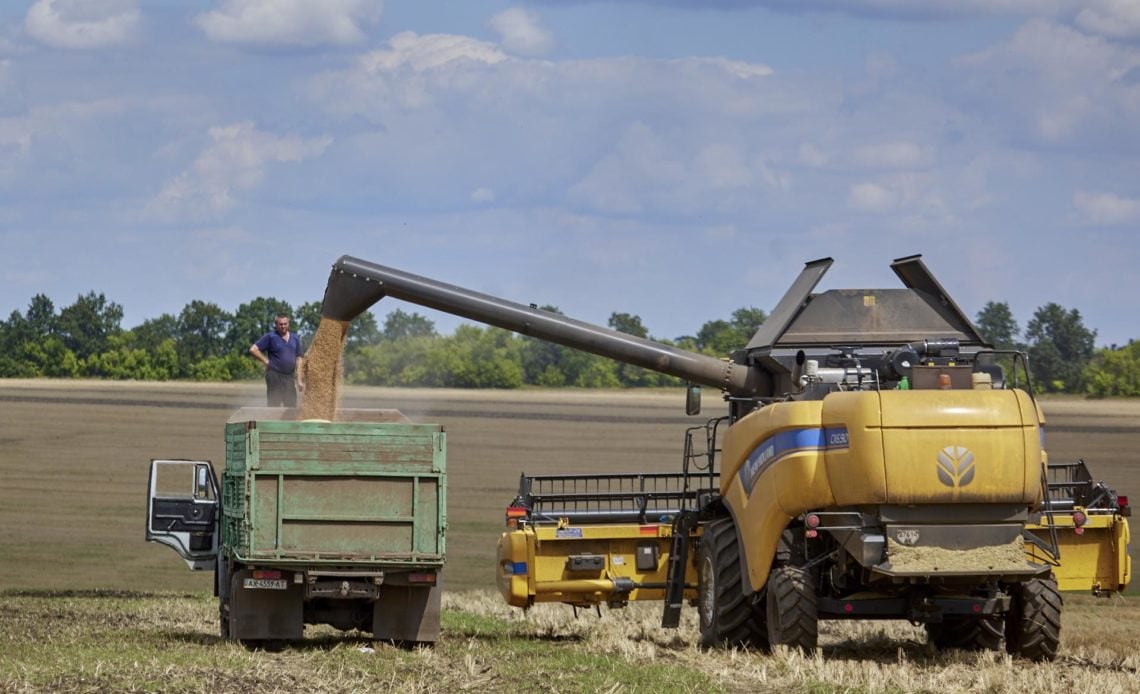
[765, 565, 818, 652]
[925, 616, 1003, 652]
[697, 519, 766, 649]
[1005, 577, 1062, 662]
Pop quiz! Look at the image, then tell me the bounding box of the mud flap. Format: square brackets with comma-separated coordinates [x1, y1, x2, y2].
[373, 585, 441, 643]
[229, 569, 304, 640]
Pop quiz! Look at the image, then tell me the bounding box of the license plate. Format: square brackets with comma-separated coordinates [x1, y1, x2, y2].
[243, 578, 287, 590]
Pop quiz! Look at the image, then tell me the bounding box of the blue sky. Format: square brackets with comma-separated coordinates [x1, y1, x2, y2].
[1, 0, 1138, 347]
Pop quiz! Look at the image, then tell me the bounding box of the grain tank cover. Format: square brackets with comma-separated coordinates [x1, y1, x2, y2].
[745, 254, 987, 351]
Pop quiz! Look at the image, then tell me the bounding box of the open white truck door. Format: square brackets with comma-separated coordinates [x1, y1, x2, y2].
[146, 459, 219, 571]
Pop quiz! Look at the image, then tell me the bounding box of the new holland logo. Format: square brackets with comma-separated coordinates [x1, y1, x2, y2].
[936, 446, 975, 488]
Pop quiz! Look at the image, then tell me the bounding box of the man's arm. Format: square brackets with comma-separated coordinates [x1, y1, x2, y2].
[249, 343, 269, 366]
[295, 356, 305, 391]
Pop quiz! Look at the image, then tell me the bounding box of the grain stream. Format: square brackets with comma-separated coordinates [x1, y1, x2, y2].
[299, 317, 349, 421]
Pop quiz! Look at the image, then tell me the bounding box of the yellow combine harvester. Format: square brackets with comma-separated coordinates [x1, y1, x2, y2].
[317, 254, 1131, 661]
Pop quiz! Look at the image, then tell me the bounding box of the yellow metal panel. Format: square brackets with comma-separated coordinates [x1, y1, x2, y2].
[497, 523, 702, 606]
[878, 390, 1036, 505]
[721, 400, 839, 592]
[495, 529, 534, 607]
[1026, 514, 1131, 593]
[822, 392, 886, 506]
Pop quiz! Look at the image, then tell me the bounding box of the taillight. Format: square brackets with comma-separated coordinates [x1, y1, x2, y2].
[506, 505, 527, 528]
[1119, 495, 1131, 517]
[1072, 511, 1087, 527]
[804, 513, 821, 538]
[408, 572, 436, 584]
[252, 570, 282, 580]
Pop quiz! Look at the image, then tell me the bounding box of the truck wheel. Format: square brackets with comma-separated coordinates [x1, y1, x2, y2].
[1005, 577, 1061, 662]
[697, 519, 766, 649]
[219, 600, 231, 641]
[765, 565, 817, 652]
[925, 616, 1003, 652]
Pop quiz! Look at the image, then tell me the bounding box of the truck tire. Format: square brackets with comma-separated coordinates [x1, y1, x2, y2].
[925, 616, 1003, 652]
[219, 600, 231, 641]
[1005, 577, 1061, 662]
[697, 519, 766, 649]
[765, 565, 817, 652]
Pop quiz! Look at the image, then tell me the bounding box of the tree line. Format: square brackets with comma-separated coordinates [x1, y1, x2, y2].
[0, 291, 1135, 395]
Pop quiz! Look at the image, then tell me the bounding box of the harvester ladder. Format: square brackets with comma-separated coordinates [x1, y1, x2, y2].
[662, 417, 725, 629]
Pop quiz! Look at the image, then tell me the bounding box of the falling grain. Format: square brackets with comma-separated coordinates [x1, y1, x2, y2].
[299, 317, 349, 421]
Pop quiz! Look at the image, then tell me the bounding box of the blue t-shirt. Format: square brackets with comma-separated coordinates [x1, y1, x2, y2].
[255, 331, 305, 374]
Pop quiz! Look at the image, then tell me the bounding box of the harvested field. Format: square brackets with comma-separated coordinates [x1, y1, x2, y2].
[0, 381, 1136, 690]
[0, 381, 1135, 592]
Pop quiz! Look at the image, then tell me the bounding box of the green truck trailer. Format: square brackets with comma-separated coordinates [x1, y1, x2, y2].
[146, 407, 447, 645]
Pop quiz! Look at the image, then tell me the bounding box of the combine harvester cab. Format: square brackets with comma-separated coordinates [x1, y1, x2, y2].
[147, 407, 447, 646]
[309, 253, 1131, 660]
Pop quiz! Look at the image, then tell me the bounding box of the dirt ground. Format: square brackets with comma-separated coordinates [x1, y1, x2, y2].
[0, 380, 1136, 593]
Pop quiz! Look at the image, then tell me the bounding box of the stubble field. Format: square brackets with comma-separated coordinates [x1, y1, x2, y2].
[0, 379, 1137, 692]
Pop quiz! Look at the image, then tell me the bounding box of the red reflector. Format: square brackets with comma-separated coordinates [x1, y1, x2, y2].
[972, 604, 982, 613]
[1074, 527, 1085, 536]
[252, 570, 281, 580]
[640, 526, 658, 535]
[805, 513, 821, 529]
[805, 529, 818, 539]
[844, 603, 854, 613]
[408, 573, 436, 584]
[506, 507, 527, 518]
[1072, 511, 1087, 527]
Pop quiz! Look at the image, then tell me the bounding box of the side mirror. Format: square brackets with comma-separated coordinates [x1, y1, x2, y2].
[685, 383, 701, 416]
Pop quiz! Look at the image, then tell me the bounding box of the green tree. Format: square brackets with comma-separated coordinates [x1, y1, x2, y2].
[228, 297, 293, 351]
[1084, 342, 1140, 397]
[608, 312, 648, 339]
[346, 310, 382, 352]
[520, 305, 569, 386]
[56, 291, 123, 360]
[176, 300, 232, 364]
[976, 301, 1020, 350]
[438, 325, 524, 388]
[294, 300, 323, 342]
[684, 306, 767, 357]
[1025, 303, 1096, 393]
[128, 314, 179, 352]
[606, 311, 677, 386]
[382, 309, 437, 341]
[24, 294, 57, 339]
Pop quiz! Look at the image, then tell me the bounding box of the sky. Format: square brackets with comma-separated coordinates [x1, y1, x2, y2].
[1, 0, 1138, 348]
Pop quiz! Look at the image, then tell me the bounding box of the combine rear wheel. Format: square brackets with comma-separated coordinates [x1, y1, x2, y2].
[925, 616, 1003, 652]
[697, 519, 766, 649]
[765, 565, 817, 652]
[1005, 576, 1062, 662]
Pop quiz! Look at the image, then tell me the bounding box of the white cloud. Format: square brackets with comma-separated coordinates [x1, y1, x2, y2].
[471, 187, 495, 203]
[488, 8, 553, 57]
[1074, 191, 1140, 226]
[25, 0, 139, 50]
[954, 19, 1140, 149]
[852, 140, 931, 169]
[1075, 0, 1140, 41]
[849, 182, 899, 213]
[150, 122, 332, 220]
[359, 31, 508, 73]
[196, 0, 383, 47]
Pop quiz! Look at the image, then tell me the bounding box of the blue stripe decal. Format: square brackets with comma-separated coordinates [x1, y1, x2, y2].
[510, 562, 527, 576]
[737, 426, 848, 496]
